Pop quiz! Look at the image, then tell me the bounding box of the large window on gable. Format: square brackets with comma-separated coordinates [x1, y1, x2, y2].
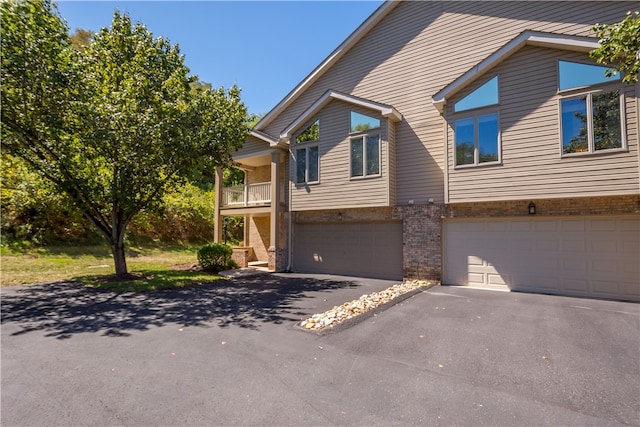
[453, 76, 500, 167]
[349, 111, 380, 178]
[454, 76, 499, 112]
[350, 135, 380, 178]
[558, 61, 624, 155]
[295, 120, 319, 184]
[558, 60, 619, 91]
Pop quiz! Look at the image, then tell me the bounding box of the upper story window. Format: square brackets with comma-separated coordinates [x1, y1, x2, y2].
[295, 120, 319, 184]
[349, 111, 380, 178]
[350, 111, 380, 132]
[453, 76, 500, 167]
[454, 76, 499, 112]
[558, 60, 619, 91]
[558, 61, 625, 155]
[350, 134, 380, 178]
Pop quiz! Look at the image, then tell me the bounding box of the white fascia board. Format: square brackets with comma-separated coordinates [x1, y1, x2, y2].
[249, 129, 288, 149]
[254, 0, 400, 132]
[280, 90, 402, 141]
[432, 31, 600, 113]
[329, 92, 403, 122]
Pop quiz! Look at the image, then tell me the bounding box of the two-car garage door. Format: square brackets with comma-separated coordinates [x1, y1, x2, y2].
[293, 221, 403, 280]
[443, 216, 640, 301]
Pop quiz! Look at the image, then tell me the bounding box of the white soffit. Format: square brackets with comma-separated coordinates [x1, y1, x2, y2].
[280, 90, 402, 141]
[432, 31, 600, 112]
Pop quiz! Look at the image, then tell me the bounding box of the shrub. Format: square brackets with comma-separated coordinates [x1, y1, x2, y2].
[197, 243, 236, 272]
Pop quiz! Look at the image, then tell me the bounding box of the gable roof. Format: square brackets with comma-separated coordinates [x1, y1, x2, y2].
[254, 0, 400, 132]
[249, 129, 288, 149]
[432, 30, 600, 113]
[280, 90, 402, 141]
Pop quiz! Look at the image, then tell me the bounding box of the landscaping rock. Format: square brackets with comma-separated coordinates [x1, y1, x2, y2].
[299, 280, 435, 332]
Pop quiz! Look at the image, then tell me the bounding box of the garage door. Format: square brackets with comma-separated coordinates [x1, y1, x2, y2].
[443, 216, 640, 301]
[293, 221, 403, 280]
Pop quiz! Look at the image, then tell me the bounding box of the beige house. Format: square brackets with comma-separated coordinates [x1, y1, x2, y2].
[214, 0, 640, 301]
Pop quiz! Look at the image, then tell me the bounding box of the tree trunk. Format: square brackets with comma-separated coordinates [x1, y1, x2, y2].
[110, 240, 128, 277]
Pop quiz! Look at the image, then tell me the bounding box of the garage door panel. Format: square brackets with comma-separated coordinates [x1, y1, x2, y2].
[294, 221, 402, 280]
[444, 216, 639, 301]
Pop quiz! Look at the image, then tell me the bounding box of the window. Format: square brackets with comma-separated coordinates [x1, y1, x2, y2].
[560, 90, 623, 154]
[454, 76, 499, 112]
[558, 61, 624, 155]
[296, 120, 319, 143]
[350, 111, 380, 132]
[558, 61, 619, 91]
[455, 113, 499, 166]
[295, 120, 319, 184]
[452, 76, 500, 167]
[350, 135, 380, 178]
[295, 146, 319, 183]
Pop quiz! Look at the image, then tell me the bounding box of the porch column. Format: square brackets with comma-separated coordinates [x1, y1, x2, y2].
[268, 150, 282, 270]
[213, 166, 223, 243]
[243, 214, 250, 247]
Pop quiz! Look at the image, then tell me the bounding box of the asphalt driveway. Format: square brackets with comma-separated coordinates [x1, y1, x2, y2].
[2, 274, 639, 426]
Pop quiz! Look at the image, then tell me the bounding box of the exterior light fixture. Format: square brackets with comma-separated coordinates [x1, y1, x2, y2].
[338, 212, 343, 221]
[528, 202, 536, 215]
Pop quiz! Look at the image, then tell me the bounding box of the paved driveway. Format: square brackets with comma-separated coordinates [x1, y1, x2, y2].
[2, 274, 639, 426]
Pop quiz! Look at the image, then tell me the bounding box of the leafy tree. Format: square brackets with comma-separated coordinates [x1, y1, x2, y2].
[590, 11, 640, 84]
[69, 28, 94, 52]
[1, 1, 248, 276]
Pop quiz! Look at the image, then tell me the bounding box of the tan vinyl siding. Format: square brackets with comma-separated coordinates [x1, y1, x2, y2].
[263, 1, 633, 206]
[446, 46, 639, 202]
[235, 135, 271, 158]
[290, 100, 391, 211]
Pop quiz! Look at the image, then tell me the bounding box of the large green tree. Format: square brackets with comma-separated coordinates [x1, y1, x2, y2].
[1, 0, 248, 276]
[590, 11, 640, 84]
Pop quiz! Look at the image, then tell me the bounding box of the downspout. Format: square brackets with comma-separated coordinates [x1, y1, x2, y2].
[287, 148, 293, 272]
[443, 108, 449, 205]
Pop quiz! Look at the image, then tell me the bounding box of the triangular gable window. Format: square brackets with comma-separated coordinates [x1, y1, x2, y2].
[454, 76, 499, 113]
[558, 60, 619, 91]
[296, 120, 319, 143]
[350, 111, 380, 133]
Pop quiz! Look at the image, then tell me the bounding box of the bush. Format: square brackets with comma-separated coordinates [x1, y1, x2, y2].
[197, 243, 236, 272]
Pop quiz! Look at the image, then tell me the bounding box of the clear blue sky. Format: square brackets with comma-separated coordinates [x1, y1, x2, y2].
[56, 1, 384, 115]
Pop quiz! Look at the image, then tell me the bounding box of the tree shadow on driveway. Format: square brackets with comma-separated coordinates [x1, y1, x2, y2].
[1, 275, 358, 339]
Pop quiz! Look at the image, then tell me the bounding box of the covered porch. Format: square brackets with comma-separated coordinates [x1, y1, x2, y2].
[213, 131, 288, 272]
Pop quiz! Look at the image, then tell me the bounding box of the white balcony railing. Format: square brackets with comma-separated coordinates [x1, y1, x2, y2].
[222, 182, 271, 207]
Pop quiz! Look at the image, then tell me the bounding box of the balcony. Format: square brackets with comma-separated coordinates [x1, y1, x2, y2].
[222, 182, 271, 207]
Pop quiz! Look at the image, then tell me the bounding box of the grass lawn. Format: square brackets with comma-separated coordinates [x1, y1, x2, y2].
[0, 244, 225, 291]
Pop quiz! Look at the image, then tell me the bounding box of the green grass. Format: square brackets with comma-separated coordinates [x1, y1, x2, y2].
[0, 243, 225, 291]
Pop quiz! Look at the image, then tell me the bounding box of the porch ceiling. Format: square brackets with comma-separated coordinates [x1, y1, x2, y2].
[234, 153, 271, 168]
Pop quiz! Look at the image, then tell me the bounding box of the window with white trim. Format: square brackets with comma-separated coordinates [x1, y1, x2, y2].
[349, 111, 380, 178]
[350, 134, 380, 178]
[453, 76, 500, 167]
[558, 61, 624, 155]
[295, 120, 319, 184]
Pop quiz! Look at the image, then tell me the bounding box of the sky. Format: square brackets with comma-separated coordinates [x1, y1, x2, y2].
[56, 1, 384, 115]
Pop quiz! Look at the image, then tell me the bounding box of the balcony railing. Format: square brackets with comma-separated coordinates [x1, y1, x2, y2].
[222, 182, 271, 207]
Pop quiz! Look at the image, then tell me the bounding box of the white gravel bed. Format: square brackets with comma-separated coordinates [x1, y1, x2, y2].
[300, 280, 436, 331]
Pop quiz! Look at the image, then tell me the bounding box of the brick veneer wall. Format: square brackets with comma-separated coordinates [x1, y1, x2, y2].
[249, 216, 270, 262]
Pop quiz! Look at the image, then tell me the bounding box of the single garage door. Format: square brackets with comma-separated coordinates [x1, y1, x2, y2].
[293, 221, 403, 280]
[443, 216, 639, 301]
